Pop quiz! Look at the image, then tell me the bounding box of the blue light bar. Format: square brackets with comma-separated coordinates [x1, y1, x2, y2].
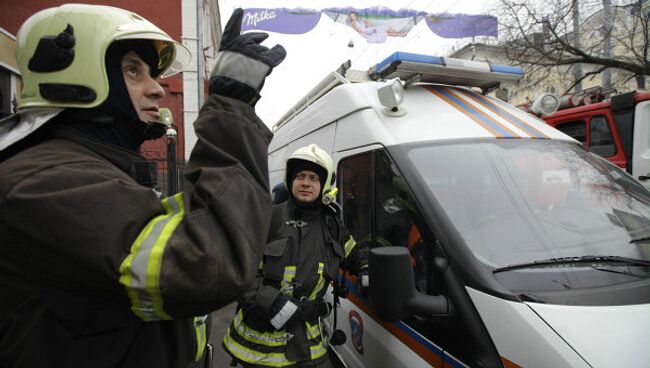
[489, 63, 524, 76]
[369, 51, 524, 89]
[374, 52, 444, 76]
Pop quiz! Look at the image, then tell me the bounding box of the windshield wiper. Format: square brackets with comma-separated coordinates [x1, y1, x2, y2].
[493, 255, 650, 273]
[630, 236, 650, 243]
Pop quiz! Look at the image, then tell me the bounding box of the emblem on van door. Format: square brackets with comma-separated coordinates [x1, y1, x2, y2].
[349, 310, 364, 354]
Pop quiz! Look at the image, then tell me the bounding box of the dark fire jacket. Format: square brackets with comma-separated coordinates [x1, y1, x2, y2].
[0, 94, 273, 367]
[223, 199, 363, 367]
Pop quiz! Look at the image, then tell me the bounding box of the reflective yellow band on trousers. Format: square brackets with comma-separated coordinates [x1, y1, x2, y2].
[194, 315, 208, 361]
[119, 193, 185, 321]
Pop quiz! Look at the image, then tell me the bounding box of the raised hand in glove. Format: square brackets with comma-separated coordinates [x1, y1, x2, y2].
[209, 8, 287, 105]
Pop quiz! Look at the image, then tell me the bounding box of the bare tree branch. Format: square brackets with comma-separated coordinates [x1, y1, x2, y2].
[494, 0, 649, 92]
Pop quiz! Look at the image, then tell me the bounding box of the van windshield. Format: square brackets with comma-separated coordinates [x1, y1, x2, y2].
[407, 139, 650, 273]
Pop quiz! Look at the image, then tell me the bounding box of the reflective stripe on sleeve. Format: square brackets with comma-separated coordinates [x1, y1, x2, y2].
[344, 236, 357, 258]
[119, 193, 185, 321]
[194, 315, 208, 362]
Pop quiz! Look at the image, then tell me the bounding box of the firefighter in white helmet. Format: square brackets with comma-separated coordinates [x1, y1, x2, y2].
[223, 144, 369, 367]
[0, 5, 284, 367]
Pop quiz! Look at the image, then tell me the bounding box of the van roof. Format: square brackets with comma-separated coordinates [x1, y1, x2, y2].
[270, 52, 572, 152]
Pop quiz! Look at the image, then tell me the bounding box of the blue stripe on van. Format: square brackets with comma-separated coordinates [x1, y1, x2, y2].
[435, 87, 517, 138]
[457, 89, 549, 139]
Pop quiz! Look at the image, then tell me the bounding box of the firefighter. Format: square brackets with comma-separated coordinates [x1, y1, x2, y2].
[0, 5, 284, 367]
[223, 144, 369, 367]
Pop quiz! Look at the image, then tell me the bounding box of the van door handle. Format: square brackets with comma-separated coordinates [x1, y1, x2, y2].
[639, 175, 649, 181]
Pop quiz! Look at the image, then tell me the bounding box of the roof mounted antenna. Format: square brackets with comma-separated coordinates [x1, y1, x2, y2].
[336, 60, 351, 76]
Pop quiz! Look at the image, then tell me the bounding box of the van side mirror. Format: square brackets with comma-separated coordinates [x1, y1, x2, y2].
[369, 247, 449, 322]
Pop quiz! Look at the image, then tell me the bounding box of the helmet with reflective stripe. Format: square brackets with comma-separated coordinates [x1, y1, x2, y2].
[285, 144, 336, 204]
[15, 4, 191, 111]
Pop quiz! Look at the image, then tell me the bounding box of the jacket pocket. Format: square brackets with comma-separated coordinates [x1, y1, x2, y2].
[262, 237, 291, 282]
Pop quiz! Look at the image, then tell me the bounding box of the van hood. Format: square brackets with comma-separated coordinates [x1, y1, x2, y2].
[526, 302, 650, 367]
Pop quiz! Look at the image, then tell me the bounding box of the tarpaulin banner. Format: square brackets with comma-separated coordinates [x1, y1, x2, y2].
[241, 7, 498, 42]
[425, 13, 498, 38]
[241, 8, 322, 34]
[323, 7, 426, 43]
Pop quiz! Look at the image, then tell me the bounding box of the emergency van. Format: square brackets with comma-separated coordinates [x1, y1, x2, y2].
[526, 88, 650, 190]
[267, 52, 650, 368]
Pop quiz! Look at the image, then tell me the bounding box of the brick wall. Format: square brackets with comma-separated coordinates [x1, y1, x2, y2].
[1, 0, 186, 171]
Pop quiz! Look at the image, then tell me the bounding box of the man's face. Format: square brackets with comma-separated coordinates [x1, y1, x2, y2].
[292, 170, 321, 204]
[122, 51, 165, 122]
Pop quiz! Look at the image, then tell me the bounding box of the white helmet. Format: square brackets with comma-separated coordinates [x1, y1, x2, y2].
[15, 4, 191, 111]
[285, 144, 337, 205]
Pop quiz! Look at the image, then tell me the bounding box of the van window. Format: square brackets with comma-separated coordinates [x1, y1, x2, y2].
[589, 115, 616, 157]
[338, 152, 372, 244]
[406, 139, 650, 297]
[555, 120, 586, 144]
[338, 150, 429, 293]
[339, 149, 492, 364]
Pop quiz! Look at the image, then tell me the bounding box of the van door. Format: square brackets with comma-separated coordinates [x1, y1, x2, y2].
[332, 148, 501, 368]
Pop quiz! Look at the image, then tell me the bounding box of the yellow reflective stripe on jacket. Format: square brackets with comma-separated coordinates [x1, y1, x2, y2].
[310, 339, 328, 360]
[344, 236, 357, 258]
[305, 321, 321, 340]
[224, 326, 328, 367]
[308, 263, 325, 300]
[194, 315, 208, 362]
[118, 193, 185, 321]
[280, 266, 296, 296]
[232, 309, 292, 347]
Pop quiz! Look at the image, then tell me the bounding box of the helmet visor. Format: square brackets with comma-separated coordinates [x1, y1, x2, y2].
[116, 34, 191, 78]
[155, 40, 191, 78]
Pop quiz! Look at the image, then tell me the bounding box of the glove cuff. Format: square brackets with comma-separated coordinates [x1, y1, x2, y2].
[208, 76, 261, 106]
[269, 297, 299, 330]
[212, 51, 270, 92]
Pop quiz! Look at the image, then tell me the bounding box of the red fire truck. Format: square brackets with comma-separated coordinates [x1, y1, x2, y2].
[526, 88, 650, 189]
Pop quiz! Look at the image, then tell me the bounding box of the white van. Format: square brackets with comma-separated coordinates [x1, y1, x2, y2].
[267, 52, 650, 368]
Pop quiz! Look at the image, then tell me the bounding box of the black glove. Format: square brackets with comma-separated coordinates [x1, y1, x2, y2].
[297, 298, 329, 321]
[209, 8, 286, 105]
